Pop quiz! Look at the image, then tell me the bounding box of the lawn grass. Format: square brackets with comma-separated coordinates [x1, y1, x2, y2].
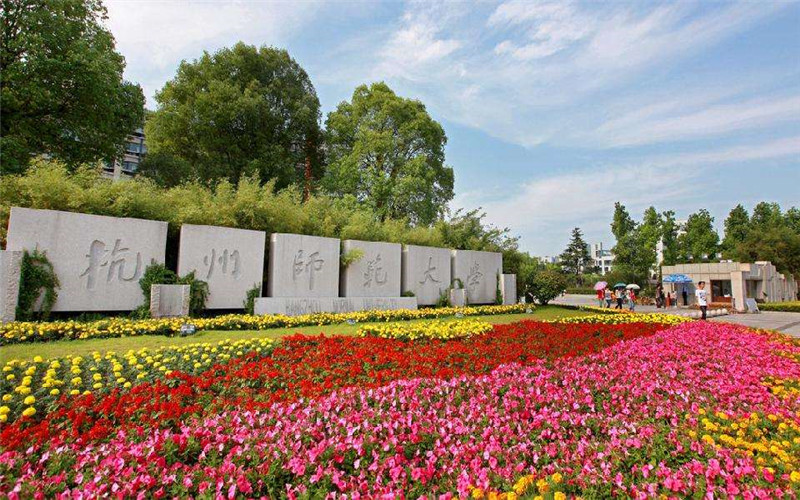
[1, 306, 588, 362]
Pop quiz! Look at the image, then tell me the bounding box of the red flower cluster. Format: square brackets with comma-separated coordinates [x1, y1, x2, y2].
[1, 321, 665, 450]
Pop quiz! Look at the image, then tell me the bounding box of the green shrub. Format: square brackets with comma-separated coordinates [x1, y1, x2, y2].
[565, 287, 596, 295]
[529, 269, 568, 305]
[760, 301, 800, 312]
[1, 158, 526, 273]
[16, 249, 60, 321]
[137, 263, 208, 317]
[243, 284, 261, 315]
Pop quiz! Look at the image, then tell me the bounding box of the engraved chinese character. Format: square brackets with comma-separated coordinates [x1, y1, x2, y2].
[293, 250, 325, 290]
[363, 253, 388, 288]
[80, 239, 142, 290]
[467, 262, 483, 292]
[419, 256, 441, 285]
[203, 249, 241, 280]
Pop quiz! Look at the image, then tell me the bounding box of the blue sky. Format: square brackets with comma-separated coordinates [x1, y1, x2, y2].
[105, 0, 800, 256]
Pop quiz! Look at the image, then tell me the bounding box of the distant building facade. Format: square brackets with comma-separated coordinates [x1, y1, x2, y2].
[102, 128, 146, 181]
[661, 261, 798, 312]
[592, 243, 614, 275]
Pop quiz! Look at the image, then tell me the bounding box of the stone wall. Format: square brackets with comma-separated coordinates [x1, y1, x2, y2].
[267, 233, 340, 297]
[149, 284, 191, 318]
[340, 240, 401, 297]
[254, 296, 417, 315]
[178, 224, 266, 309]
[401, 245, 452, 306]
[451, 250, 503, 304]
[501, 274, 517, 305]
[6, 207, 167, 311]
[0, 250, 22, 323]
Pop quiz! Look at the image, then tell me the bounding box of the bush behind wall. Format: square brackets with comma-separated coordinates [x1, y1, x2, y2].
[1, 158, 524, 274]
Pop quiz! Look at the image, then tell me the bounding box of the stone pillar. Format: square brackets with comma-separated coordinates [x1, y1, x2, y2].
[0, 250, 23, 323]
[150, 284, 191, 318]
[730, 271, 747, 312]
[501, 274, 517, 305]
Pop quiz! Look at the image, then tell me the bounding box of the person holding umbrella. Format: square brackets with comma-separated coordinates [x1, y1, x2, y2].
[613, 283, 626, 309]
[626, 284, 640, 311]
[594, 281, 607, 308]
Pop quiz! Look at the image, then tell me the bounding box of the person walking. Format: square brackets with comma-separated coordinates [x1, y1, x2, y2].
[655, 284, 664, 308]
[604, 288, 612, 308]
[615, 288, 624, 309]
[628, 288, 636, 311]
[696, 281, 708, 320]
[596, 287, 605, 308]
[682, 288, 688, 306]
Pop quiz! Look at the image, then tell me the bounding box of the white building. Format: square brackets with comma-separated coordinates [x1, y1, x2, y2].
[592, 243, 614, 275]
[102, 128, 146, 181]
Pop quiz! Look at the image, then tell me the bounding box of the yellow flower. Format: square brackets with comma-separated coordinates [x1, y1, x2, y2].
[0, 405, 9, 415]
[23, 395, 35, 405]
[554, 493, 567, 500]
[551, 472, 563, 484]
[22, 406, 36, 417]
[50, 388, 60, 396]
[471, 488, 484, 499]
[790, 471, 800, 483]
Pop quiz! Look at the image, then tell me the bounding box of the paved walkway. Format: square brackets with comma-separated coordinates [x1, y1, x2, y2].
[552, 294, 800, 338]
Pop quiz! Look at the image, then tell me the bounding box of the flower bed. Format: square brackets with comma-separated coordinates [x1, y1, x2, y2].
[358, 319, 494, 340]
[1, 321, 798, 497]
[0, 304, 527, 345]
[0, 320, 665, 445]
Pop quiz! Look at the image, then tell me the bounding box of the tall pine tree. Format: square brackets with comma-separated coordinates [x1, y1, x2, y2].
[559, 227, 595, 285]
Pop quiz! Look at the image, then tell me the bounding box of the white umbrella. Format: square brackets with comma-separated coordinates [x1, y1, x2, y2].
[626, 284, 641, 290]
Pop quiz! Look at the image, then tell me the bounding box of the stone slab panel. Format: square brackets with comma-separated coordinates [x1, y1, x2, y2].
[267, 233, 340, 297]
[401, 245, 452, 306]
[177, 224, 266, 309]
[449, 288, 466, 307]
[6, 207, 167, 311]
[451, 250, 503, 304]
[501, 274, 517, 305]
[340, 240, 401, 297]
[0, 250, 22, 323]
[254, 296, 418, 316]
[150, 284, 190, 318]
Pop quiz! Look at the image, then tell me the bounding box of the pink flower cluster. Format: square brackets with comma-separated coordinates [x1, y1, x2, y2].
[2, 321, 799, 498]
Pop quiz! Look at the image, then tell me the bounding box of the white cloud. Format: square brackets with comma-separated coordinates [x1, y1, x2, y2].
[104, 0, 325, 105]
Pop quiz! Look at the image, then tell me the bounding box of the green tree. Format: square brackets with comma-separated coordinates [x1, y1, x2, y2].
[1, 0, 145, 174]
[145, 42, 322, 188]
[660, 210, 679, 266]
[436, 208, 522, 274]
[751, 202, 783, 229]
[322, 82, 454, 225]
[639, 207, 662, 250]
[610, 203, 656, 285]
[785, 207, 800, 234]
[527, 268, 568, 305]
[558, 227, 595, 285]
[721, 204, 750, 256]
[135, 152, 194, 188]
[611, 202, 636, 241]
[678, 209, 719, 262]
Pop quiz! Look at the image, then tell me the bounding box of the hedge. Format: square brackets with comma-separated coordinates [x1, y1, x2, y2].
[759, 301, 800, 313]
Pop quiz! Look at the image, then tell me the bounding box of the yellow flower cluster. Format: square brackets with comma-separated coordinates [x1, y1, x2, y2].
[0, 304, 528, 345]
[471, 472, 573, 500]
[357, 319, 494, 340]
[555, 312, 690, 326]
[691, 409, 800, 475]
[0, 337, 275, 424]
[763, 376, 800, 400]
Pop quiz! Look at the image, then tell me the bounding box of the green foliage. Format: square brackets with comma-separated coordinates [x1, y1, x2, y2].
[610, 203, 657, 286]
[611, 202, 636, 241]
[135, 151, 195, 188]
[1, 159, 522, 265]
[721, 204, 750, 255]
[1, 0, 145, 174]
[678, 209, 719, 262]
[495, 272, 503, 305]
[243, 285, 261, 315]
[558, 227, 595, 283]
[340, 248, 365, 268]
[138, 264, 208, 317]
[16, 250, 60, 321]
[565, 287, 596, 295]
[401, 290, 416, 297]
[436, 288, 451, 308]
[660, 210, 679, 266]
[322, 82, 454, 225]
[145, 42, 322, 188]
[760, 301, 800, 312]
[528, 269, 568, 305]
